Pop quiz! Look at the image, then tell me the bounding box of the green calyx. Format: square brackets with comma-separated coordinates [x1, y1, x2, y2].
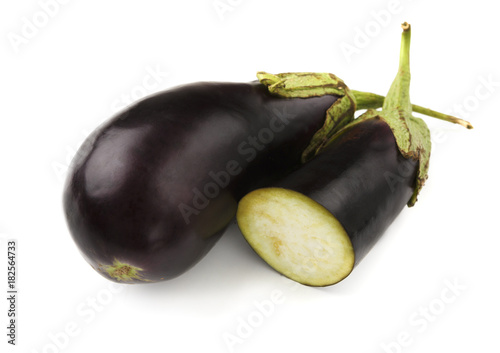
[257, 72, 349, 97]
[257, 71, 472, 165]
[257, 71, 356, 163]
[102, 259, 150, 283]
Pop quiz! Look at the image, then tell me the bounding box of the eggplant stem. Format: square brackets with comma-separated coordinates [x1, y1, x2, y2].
[351, 91, 473, 129]
[399, 22, 411, 77]
[412, 105, 474, 129]
[382, 22, 412, 113]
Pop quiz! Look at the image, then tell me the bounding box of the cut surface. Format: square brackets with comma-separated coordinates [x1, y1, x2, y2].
[237, 188, 354, 286]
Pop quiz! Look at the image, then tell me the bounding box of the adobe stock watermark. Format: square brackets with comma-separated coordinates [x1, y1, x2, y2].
[222, 279, 300, 352]
[1, 235, 19, 346]
[222, 290, 285, 352]
[384, 158, 416, 194]
[444, 74, 499, 121]
[7, 0, 72, 54]
[418, 73, 497, 147]
[212, 0, 244, 21]
[380, 74, 500, 192]
[380, 278, 466, 353]
[110, 65, 170, 113]
[51, 65, 169, 183]
[52, 129, 92, 184]
[30, 282, 127, 353]
[178, 107, 296, 225]
[339, 0, 413, 64]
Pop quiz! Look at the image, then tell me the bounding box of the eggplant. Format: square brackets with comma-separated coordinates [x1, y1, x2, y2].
[64, 75, 363, 283]
[64, 23, 469, 284]
[237, 118, 417, 286]
[236, 23, 473, 286]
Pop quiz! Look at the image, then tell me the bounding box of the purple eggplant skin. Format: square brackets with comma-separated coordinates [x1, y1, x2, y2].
[276, 117, 418, 265]
[63, 81, 341, 283]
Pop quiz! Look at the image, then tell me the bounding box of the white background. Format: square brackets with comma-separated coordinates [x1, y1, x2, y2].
[1, 0, 499, 352]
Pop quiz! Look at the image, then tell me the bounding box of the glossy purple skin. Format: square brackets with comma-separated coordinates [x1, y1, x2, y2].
[63, 81, 338, 283]
[276, 118, 418, 264]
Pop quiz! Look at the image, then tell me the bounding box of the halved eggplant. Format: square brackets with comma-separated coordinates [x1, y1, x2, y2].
[236, 23, 472, 286]
[237, 118, 417, 286]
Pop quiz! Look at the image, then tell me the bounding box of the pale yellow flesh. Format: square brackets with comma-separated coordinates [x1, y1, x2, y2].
[237, 188, 355, 286]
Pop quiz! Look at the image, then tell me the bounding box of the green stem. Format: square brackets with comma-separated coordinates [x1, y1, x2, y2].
[412, 105, 473, 129]
[351, 90, 385, 110]
[351, 90, 473, 129]
[399, 22, 411, 78]
[383, 22, 412, 113]
[350, 90, 385, 110]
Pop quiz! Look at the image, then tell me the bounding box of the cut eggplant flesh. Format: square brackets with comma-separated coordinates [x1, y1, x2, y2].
[237, 187, 354, 286]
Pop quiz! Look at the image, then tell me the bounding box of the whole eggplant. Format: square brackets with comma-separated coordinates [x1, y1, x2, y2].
[64, 77, 356, 283]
